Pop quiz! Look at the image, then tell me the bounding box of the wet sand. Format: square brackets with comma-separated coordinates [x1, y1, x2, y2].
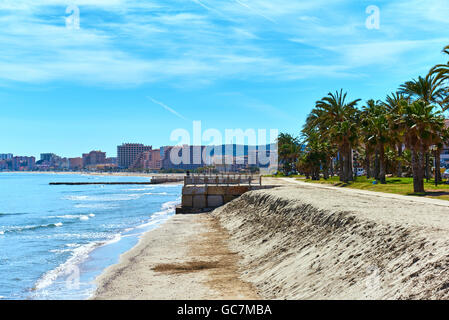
[93, 214, 258, 300]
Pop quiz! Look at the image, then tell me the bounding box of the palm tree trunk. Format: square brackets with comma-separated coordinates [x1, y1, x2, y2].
[435, 149, 441, 186]
[339, 152, 345, 182]
[425, 153, 430, 182]
[329, 158, 334, 177]
[374, 150, 380, 180]
[412, 149, 425, 193]
[397, 144, 403, 177]
[323, 159, 329, 180]
[365, 153, 371, 179]
[379, 144, 386, 184]
[344, 148, 353, 182]
[349, 148, 354, 181]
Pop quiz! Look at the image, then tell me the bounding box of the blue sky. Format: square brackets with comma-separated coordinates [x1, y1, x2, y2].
[1, 0, 449, 158]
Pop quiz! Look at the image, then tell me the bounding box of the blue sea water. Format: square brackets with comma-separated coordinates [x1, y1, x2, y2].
[0, 173, 182, 300]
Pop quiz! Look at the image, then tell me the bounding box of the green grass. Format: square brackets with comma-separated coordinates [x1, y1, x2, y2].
[300, 176, 449, 200]
[263, 173, 305, 178]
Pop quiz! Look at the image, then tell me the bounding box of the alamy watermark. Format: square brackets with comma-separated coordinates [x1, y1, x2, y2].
[66, 5, 80, 30]
[168, 121, 278, 172]
[365, 265, 382, 299]
[365, 5, 380, 30]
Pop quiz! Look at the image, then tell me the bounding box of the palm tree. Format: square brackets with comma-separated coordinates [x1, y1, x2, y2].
[399, 75, 447, 181]
[382, 92, 407, 177]
[277, 133, 300, 176]
[399, 75, 446, 106]
[397, 100, 445, 193]
[297, 130, 328, 180]
[312, 90, 361, 182]
[429, 45, 449, 106]
[361, 100, 389, 183]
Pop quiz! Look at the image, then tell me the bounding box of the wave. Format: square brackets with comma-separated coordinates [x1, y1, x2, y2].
[141, 192, 169, 196]
[74, 203, 117, 209]
[0, 212, 28, 217]
[136, 200, 179, 229]
[48, 214, 94, 221]
[33, 241, 102, 291]
[64, 194, 142, 202]
[125, 187, 155, 191]
[33, 234, 122, 292]
[1, 222, 63, 235]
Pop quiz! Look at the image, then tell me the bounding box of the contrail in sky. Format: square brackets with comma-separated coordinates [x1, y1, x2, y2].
[147, 97, 188, 121]
[234, 0, 277, 24]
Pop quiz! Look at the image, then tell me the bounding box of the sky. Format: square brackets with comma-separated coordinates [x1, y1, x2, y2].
[1, 0, 449, 159]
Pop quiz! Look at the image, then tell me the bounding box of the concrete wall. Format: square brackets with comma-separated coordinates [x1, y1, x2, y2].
[178, 185, 274, 213]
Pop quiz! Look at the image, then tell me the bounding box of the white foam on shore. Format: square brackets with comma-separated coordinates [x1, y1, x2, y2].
[49, 214, 93, 221]
[64, 194, 142, 202]
[34, 241, 103, 291]
[32, 198, 180, 299]
[33, 233, 121, 293]
[74, 204, 118, 209]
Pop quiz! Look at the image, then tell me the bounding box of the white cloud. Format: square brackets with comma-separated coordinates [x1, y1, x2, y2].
[0, 0, 447, 86]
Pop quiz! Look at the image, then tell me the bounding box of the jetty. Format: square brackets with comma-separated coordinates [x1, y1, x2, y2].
[176, 174, 275, 214]
[49, 176, 184, 185]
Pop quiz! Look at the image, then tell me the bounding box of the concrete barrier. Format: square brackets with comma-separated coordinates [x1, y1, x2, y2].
[176, 185, 276, 214]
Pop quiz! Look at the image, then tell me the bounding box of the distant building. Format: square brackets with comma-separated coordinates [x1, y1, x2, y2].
[130, 149, 162, 170]
[105, 157, 117, 165]
[117, 143, 152, 169]
[69, 157, 83, 170]
[40, 153, 57, 162]
[159, 144, 276, 172]
[160, 145, 208, 171]
[82, 151, 106, 167]
[12, 156, 35, 171]
[0, 154, 13, 160]
[441, 120, 449, 168]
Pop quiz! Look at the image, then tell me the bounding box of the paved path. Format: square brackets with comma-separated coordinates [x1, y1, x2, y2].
[279, 177, 449, 208]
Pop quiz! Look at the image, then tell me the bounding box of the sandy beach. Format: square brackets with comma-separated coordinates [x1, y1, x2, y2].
[92, 177, 449, 300]
[93, 214, 258, 300]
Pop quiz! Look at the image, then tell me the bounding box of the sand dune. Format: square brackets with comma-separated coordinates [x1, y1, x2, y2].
[212, 184, 449, 299]
[93, 179, 449, 299]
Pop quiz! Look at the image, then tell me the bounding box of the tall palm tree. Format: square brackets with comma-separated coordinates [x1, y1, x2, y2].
[429, 45, 449, 106]
[361, 100, 389, 184]
[382, 92, 407, 177]
[277, 133, 300, 176]
[298, 130, 328, 180]
[397, 100, 445, 193]
[399, 75, 447, 181]
[310, 90, 361, 182]
[399, 75, 446, 106]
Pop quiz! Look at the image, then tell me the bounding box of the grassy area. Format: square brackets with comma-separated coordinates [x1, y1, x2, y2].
[301, 176, 449, 200]
[263, 173, 305, 178]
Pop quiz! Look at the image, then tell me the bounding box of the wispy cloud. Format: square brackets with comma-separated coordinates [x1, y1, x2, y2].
[233, 0, 276, 24]
[0, 0, 448, 86]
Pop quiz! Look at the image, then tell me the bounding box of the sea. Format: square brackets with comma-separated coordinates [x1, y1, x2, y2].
[0, 172, 182, 300]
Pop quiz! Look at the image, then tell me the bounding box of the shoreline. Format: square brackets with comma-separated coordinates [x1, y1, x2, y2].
[0, 171, 185, 177]
[92, 213, 259, 300]
[92, 179, 449, 300]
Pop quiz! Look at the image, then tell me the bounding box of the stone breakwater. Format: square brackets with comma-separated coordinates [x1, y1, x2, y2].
[211, 186, 449, 299]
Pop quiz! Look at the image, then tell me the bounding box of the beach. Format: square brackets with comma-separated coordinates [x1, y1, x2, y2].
[93, 177, 449, 300]
[93, 214, 258, 299]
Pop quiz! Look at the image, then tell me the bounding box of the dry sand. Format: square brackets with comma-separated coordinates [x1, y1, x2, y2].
[212, 181, 449, 299]
[93, 214, 258, 300]
[93, 177, 449, 300]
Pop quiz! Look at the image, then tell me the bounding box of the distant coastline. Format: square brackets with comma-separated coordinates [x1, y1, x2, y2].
[0, 171, 185, 178]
